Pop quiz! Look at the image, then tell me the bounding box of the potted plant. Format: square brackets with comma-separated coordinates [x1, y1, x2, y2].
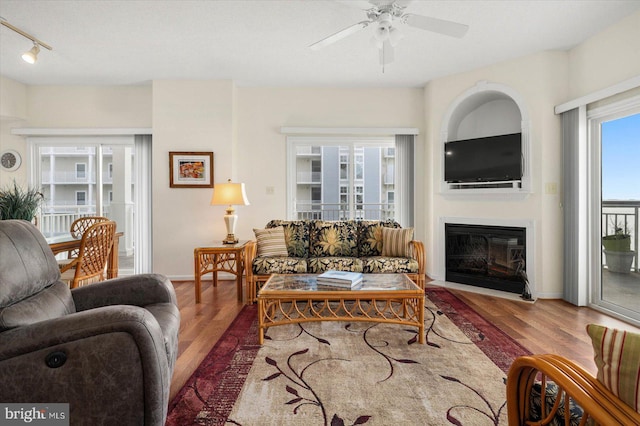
[0, 180, 44, 222]
[602, 224, 634, 273]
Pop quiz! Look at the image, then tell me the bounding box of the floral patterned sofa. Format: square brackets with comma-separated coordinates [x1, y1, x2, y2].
[245, 219, 425, 302]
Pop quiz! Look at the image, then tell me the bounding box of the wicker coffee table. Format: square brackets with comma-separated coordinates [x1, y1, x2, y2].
[257, 274, 425, 344]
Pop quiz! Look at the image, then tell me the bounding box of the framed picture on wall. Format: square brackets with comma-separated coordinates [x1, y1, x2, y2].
[169, 151, 214, 188]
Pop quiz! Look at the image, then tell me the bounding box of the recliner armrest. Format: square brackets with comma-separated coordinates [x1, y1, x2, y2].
[0, 305, 170, 425]
[71, 273, 177, 311]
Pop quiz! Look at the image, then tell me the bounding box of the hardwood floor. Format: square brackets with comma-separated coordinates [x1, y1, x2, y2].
[169, 279, 640, 401]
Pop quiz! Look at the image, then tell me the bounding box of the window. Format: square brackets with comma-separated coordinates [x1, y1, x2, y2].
[76, 191, 86, 205]
[76, 163, 86, 179]
[311, 160, 321, 183]
[339, 154, 348, 180]
[29, 135, 152, 276]
[588, 104, 640, 323]
[287, 136, 395, 221]
[387, 191, 395, 203]
[355, 150, 364, 180]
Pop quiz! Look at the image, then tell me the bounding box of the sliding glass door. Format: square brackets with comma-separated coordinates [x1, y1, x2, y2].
[591, 108, 640, 321]
[30, 135, 152, 275]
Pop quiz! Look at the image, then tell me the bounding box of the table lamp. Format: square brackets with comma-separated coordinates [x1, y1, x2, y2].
[210, 179, 250, 244]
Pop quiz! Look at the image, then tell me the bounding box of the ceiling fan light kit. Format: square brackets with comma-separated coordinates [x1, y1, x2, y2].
[0, 17, 53, 64]
[310, 0, 468, 67]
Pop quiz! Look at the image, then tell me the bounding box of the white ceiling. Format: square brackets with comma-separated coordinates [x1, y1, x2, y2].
[1, 0, 638, 88]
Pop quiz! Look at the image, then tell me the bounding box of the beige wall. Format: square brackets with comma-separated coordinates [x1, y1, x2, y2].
[235, 87, 425, 240]
[424, 51, 569, 298]
[151, 80, 236, 277]
[568, 10, 640, 99]
[0, 10, 637, 287]
[0, 76, 28, 186]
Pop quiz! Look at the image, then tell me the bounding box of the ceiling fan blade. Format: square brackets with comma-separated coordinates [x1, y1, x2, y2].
[379, 40, 394, 65]
[403, 13, 469, 38]
[309, 21, 371, 50]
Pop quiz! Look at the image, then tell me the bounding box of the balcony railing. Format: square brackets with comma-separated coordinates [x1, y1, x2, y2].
[296, 172, 322, 184]
[41, 171, 115, 184]
[295, 202, 395, 221]
[602, 200, 639, 272]
[39, 206, 111, 238]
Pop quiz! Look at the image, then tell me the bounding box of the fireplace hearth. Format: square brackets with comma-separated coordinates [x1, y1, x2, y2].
[445, 223, 526, 294]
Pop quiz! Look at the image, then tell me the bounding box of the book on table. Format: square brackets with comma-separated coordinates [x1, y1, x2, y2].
[317, 270, 363, 288]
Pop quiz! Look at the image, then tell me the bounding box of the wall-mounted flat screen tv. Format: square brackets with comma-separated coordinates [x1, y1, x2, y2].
[444, 133, 522, 183]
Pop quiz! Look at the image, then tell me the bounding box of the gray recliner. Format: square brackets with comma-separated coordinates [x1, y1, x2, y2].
[0, 220, 180, 425]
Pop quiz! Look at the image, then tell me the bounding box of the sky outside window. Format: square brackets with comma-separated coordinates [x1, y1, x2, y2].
[602, 113, 640, 200]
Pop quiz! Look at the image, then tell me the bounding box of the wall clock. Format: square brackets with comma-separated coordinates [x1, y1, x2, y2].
[1, 149, 22, 172]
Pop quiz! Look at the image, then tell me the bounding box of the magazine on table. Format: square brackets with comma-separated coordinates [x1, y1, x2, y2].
[317, 270, 363, 287]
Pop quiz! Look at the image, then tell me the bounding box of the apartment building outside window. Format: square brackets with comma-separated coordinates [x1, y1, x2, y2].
[287, 136, 396, 221]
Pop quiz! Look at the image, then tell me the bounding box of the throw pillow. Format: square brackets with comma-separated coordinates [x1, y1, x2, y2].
[586, 323, 640, 412]
[381, 227, 414, 257]
[254, 227, 288, 257]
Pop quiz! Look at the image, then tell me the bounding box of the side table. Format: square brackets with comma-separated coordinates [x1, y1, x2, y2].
[194, 240, 249, 303]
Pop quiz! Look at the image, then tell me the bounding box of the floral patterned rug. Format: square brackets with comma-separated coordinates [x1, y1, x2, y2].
[166, 288, 530, 425]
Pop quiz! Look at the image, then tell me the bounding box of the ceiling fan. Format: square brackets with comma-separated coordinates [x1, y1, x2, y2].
[309, 0, 468, 65]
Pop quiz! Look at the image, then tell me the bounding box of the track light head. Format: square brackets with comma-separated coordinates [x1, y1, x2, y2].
[21, 42, 40, 64]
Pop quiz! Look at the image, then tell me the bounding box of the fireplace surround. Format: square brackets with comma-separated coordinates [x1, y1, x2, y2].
[438, 217, 535, 297]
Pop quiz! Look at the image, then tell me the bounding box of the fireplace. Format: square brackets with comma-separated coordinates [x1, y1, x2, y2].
[445, 223, 527, 294]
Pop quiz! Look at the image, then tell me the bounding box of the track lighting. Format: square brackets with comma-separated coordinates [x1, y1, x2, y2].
[21, 42, 40, 64]
[0, 17, 53, 64]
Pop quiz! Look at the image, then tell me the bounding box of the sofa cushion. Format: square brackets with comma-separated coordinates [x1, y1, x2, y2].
[357, 220, 401, 257]
[361, 256, 419, 274]
[252, 257, 308, 275]
[381, 227, 414, 257]
[309, 220, 358, 257]
[254, 227, 288, 257]
[266, 220, 309, 258]
[587, 323, 640, 412]
[307, 257, 363, 273]
[529, 381, 583, 425]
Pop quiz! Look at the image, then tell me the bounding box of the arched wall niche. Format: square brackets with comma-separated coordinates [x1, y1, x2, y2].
[440, 81, 531, 195]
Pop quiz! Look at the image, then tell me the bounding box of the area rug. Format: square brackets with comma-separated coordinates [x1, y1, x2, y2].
[167, 288, 530, 425]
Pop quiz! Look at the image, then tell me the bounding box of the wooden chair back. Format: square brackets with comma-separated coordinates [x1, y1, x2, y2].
[66, 216, 110, 258]
[64, 221, 117, 289]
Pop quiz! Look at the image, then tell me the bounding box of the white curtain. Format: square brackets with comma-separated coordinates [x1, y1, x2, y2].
[134, 135, 153, 273]
[395, 135, 414, 227]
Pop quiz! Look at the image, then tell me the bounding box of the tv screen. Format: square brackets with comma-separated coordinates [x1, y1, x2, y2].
[444, 133, 522, 183]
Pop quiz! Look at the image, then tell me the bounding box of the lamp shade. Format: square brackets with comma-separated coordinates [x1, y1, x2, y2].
[210, 181, 250, 206]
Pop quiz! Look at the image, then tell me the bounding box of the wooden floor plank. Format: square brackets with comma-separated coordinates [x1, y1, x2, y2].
[169, 279, 640, 401]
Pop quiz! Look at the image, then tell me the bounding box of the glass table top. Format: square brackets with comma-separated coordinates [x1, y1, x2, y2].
[261, 274, 419, 293]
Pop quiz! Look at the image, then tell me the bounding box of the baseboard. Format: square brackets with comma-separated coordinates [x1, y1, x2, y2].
[429, 280, 537, 303]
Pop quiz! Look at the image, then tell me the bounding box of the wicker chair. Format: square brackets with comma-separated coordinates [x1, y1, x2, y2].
[58, 216, 109, 268]
[507, 353, 640, 425]
[60, 220, 117, 288]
